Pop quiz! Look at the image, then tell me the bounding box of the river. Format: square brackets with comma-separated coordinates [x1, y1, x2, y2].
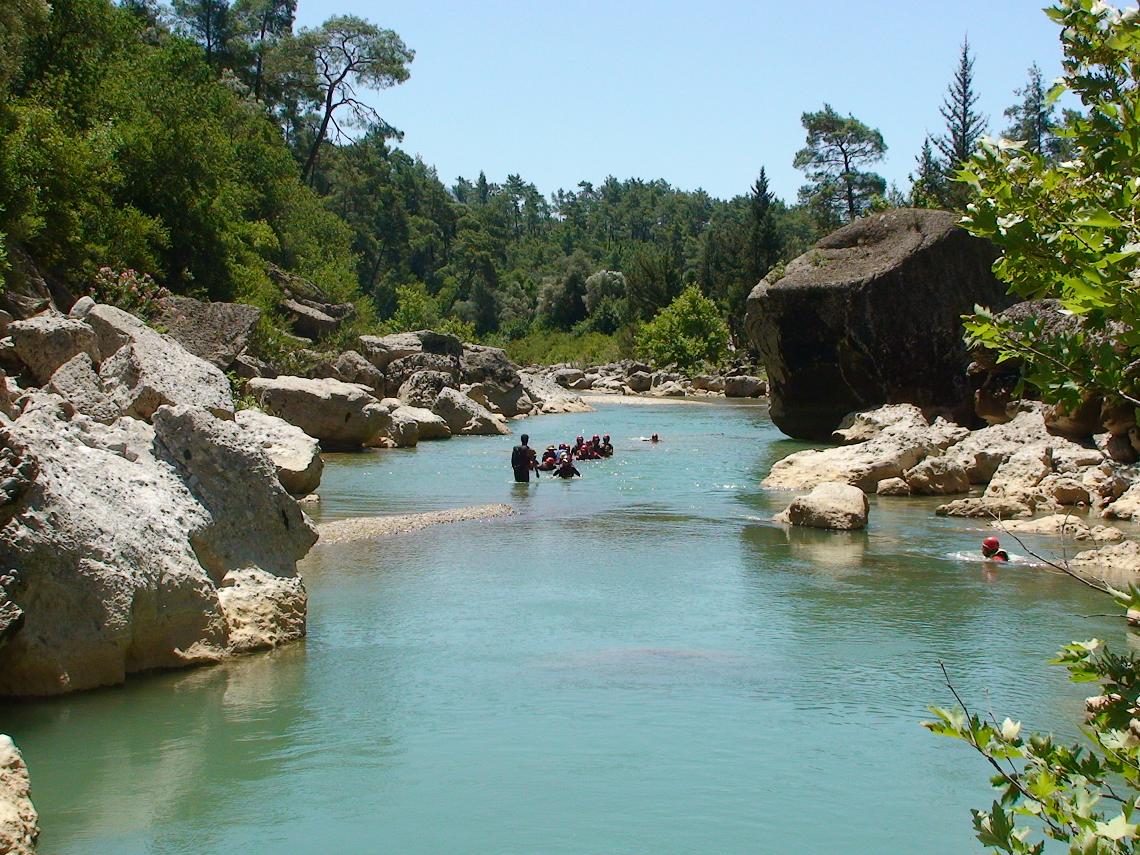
[0, 399, 1127, 853]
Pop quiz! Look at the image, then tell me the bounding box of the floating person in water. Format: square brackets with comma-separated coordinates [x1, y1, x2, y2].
[554, 457, 581, 479]
[640, 433, 660, 443]
[511, 433, 539, 482]
[981, 536, 1009, 562]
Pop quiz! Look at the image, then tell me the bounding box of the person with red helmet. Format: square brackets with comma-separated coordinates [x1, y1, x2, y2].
[981, 536, 1009, 562]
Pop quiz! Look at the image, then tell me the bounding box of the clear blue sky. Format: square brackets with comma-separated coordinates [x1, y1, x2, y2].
[295, 0, 1068, 204]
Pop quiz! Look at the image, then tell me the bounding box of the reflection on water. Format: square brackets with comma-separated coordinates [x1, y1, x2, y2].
[0, 399, 1129, 854]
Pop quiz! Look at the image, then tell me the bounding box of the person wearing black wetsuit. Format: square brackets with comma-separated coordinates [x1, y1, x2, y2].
[554, 459, 581, 479]
[511, 434, 538, 482]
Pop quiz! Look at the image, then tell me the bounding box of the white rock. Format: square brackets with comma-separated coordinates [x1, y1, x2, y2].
[431, 387, 510, 436]
[995, 514, 1125, 543]
[235, 409, 323, 496]
[8, 313, 99, 385]
[0, 735, 37, 854]
[984, 444, 1053, 503]
[832, 404, 927, 445]
[247, 375, 387, 449]
[1070, 540, 1140, 580]
[1104, 484, 1140, 522]
[216, 568, 306, 654]
[774, 482, 870, 530]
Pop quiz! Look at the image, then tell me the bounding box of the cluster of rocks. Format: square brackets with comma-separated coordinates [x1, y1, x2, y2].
[0, 299, 323, 701]
[234, 330, 590, 451]
[766, 402, 1140, 575]
[539, 360, 766, 399]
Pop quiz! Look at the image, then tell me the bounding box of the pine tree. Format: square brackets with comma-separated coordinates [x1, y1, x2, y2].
[748, 168, 784, 284]
[1003, 62, 1060, 160]
[935, 37, 987, 207]
[910, 136, 948, 208]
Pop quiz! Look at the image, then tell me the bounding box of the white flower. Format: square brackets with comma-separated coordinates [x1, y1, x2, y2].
[1000, 718, 1022, 740]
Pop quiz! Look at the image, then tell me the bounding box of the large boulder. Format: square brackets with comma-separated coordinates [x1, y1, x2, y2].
[235, 409, 323, 496]
[723, 375, 766, 398]
[8, 313, 99, 385]
[380, 399, 450, 442]
[247, 376, 387, 449]
[151, 295, 260, 370]
[385, 352, 460, 397]
[774, 482, 870, 530]
[1070, 540, 1140, 581]
[0, 395, 315, 696]
[745, 208, 1009, 440]
[357, 330, 463, 371]
[0, 735, 37, 854]
[77, 303, 234, 420]
[46, 352, 121, 423]
[397, 370, 455, 409]
[431, 387, 510, 436]
[518, 371, 593, 415]
[280, 298, 339, 341]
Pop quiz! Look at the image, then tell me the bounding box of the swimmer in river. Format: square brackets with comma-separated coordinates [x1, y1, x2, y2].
[554, 457, 581, 479]
[640, 433, 660, 443]
[981, 536, 1010, 562]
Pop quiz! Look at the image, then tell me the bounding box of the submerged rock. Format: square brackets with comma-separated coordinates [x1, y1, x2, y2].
[775, 482, 870, 530]
[746, 208, 1009, 440]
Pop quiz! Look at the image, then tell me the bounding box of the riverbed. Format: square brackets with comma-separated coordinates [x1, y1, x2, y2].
[0, 399, 1127, 853]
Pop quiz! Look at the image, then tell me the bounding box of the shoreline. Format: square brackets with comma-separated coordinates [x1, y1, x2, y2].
[315, 504, 515, 544]
[576, 393, 767, 408]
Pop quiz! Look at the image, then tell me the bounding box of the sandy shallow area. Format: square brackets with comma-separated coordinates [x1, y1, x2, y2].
[317, 504, 516, 544]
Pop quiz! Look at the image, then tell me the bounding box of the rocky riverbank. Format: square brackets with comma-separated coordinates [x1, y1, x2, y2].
[764, 402, 1140, 579]
[532, 360, 767, 400]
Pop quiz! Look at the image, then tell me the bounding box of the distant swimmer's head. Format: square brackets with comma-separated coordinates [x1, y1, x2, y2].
[603, 434, 610, 442]
[981, 536, 1001, 557]
[651, 433, 660, 442]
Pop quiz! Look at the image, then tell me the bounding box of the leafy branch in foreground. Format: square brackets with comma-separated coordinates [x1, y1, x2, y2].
[959, 0, 1140, 414]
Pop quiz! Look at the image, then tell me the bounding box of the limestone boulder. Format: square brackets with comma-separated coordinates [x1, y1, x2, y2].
[0, 735, 37, 854]
[357, 330, 462, 371]
[935, 497, 1034, 519]
[926, 409, 1053, 484]
[385, 352, 460, 397]
[1104, 484, 1140, 522]
[651, 380, 686, 397]
[723, 375, 766, 398]
[552, 367, 585, 388]
[460, 344, 520, 387]
[474, 382, 536, 418]
[8, 313, 99, 385]
[151, 295, 260, 370]
[774, 482, 870, 530]
[235, 409, 323, 496]
[996, 515, 1124, 544]
[381, 399, 450, 441]
[46, 352, 120, 423]
[764, 414, 966, 492]
[431, 387, 510, 436]
[397, 370, 454, 409]
[280, 297, 339, 341]
[745, 208, 1009, 440]
[518, 371, 593, 415]
[904, 456, 971, 495]
[876, 477, 911, 496]
[0, 395, 315, 696]
[832, 404, 928, 445]
[216, 568, 306, 654]
[692, 375, 725, 393]
[81, 304, 234, 421]
[983, 445, 1053, 504]
[247, 376, 387, 450]
[329, 350, 385, 395]
[627, 371, 652, 393]
[1070, 540, 1140, 580]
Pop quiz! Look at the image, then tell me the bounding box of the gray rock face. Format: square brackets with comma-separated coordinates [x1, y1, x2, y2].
[0, 734, 37, 854]
[380, 399, 450, 442]
[247, 376, 387, 450]
[627, 371, 652, 393]
[552, 368, 585, 387]
[0, 395, 315, 696]
[152, 296, 260, 370]
[397, 370, 454, 409]
[8, 314, 99, 385]
[234, 409, 323, 496]
[280, 298, 339, 341]
[431, 387, 510, 436]
[47, 353, 120, 423]
[775, 482, 870, 530]
[723, 375, 766, 398]
[331, 350, 385, 395]
[85, 305, 235, 420]
[461, 344, 519, 387]
[385, 352, 460, 397]
[358, 330, 463, 371]
[745, 208, 1009, 440]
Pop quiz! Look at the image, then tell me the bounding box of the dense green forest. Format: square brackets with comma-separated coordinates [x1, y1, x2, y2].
[0, 0, 1071, 367]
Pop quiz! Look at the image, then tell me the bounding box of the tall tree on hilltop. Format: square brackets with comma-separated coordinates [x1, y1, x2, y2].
[233, 0, 295, 102]
[1003, 62, 1061, 160]
[910, 136, 948, 207]
[793, 104, 887, 227]
[748, 168, 783, 283]
[935, 36, 986, 206]
[172, 0, 237, 67]
[291, 15, 414, 184]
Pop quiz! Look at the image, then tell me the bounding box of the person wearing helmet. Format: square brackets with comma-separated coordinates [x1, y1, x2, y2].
[601, 434, 613, 457]
[554, 456, 581, 479]
[981, 536, 1009, 562]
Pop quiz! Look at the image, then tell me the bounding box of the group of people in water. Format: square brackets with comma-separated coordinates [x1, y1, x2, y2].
[510, 432, 615, 481]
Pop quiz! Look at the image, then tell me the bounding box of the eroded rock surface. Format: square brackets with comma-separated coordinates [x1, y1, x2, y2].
[775, 482, 870, 530]
[0, 735, 37, 854]
[234, 409, 323, 496]
[247, 376, 387, 449]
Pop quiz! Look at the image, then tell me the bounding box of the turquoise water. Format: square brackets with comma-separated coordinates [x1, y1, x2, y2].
[1, 399, 1130, 853]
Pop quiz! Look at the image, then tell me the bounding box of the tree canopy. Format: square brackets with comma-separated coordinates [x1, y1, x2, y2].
[793, 104, 887, 228]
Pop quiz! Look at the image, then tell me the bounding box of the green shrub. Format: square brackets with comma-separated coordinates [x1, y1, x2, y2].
[634, 284, 729, 371]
